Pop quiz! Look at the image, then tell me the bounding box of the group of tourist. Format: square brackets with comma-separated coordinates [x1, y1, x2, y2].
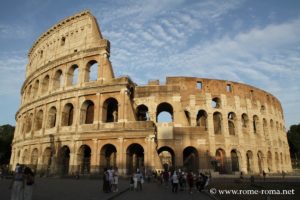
[156, 169, 210, 194]
[129, 169, 144, 191]
[9, 163, 35, 200]
[102, 167, 119, 193]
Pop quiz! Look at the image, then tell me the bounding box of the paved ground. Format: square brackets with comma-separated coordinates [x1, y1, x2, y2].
[1, 176, 299, 200]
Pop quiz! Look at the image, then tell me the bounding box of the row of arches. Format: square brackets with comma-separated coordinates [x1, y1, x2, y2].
[136, 102, 284, 135]
[18, 144, 287, 175]
[21, 98, 118, 133]
[23, 60, 99, 102]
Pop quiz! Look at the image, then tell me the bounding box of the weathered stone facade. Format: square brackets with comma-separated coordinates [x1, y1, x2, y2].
[10, 11, 292, 176]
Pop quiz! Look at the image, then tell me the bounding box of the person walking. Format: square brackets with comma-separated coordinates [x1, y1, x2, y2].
[187, 170, 194, 194]
[135, 169, 144, 191]
[23, 167, 35, 200]
[171, 171, 179, 193]
[102, 168, 110, 193]
[112, 167, 119, 192]
[9, 165, 24, 200]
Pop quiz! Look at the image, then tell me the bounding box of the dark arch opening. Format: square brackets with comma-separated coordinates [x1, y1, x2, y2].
[183, 146, 199, 172]
[126, 143, 144, 175]
[157, 146, 175, 171]
[136, 104, 149, 121]
[78, 145, 91, 174]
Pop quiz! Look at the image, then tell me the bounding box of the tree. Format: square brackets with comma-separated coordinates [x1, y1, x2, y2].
[0, 124, 15, 164]
[287, 123, 300, 167]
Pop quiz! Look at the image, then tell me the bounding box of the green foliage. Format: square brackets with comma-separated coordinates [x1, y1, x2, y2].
[287, 123, 300, 159]
[0, 124, 15, 164]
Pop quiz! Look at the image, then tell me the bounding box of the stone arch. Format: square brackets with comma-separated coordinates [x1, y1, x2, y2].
[22, 149, 29, 164]
[26, 85, 32, 101]
[66, 64, 79, 86]
[196, 110, 207, 130]
[42, 147, 52, 172]
[231, 149, 240, 172]
[58, 145, 70, 175]
[211, 97, 221, 108]
[77, 145, 91, 174]
[246, 150, 253, 173]
[241, 113, 249, 128]
[215, 148, 226, 173]
[183, 146, 199, 172]
[100, 144, 117, 170]
[47, 106, 57, 128]
[267, 151, 272, 172]
[228, 112, 237, 135]
[184, 110, 191, 126]
[85, 60, 98, 82]
[136, 104, 149, 121]
[61, 103, 74, 126]
[31, 148, 39, 171]
[156, 102, 173, 122]
[253, 115, 259, 134]
[157, 146, 175, 171]
[80, 100, 94, 124]
[24, 113, 33, 133]
[53, 69, 63, 90]
[263, 118, 268, 135]
[126, 143, 144, 175]
[213, 112, 222, 134]
[270, 119, 274, 134]
[32, 79, 39, 98]
[41, 75, 50, 94]
[257, 151, 264, 174]
[34, 109, 43, 131]
[103, 98, 118, 122]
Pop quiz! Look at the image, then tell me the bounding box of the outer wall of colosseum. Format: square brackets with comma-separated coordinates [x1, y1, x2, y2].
[10, 11, 292, 176]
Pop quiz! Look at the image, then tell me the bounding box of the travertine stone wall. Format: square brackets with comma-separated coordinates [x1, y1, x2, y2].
[10, 11, 292, 176]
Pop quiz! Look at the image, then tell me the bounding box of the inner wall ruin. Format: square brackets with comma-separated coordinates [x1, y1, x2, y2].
[10, 10, 292, 176]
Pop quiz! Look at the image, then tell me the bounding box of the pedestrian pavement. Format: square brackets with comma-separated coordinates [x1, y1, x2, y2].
[0, 177, 214, 200]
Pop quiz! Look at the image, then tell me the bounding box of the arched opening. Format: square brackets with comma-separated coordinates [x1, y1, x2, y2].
[103, 98, 118, 122]
[41, 75, 50, 94]
[78, 145, 91, 174]
[80, 100, 94, 124]
[86, 60, 98, 82]
[34, 110, 43, 131]
[267, 151, 272, 172]
[136, 104, 149, 121]
[42, 147, 52, 173]
[25, 113, 33, 133]
[280, 152, 283, 170]
[156, 102, 173, 123]
[211, 97, 221, 108]
[257, 151, 264, 174]
[26, 85, 32, 101]
[32, 80, 39, 98]
[263, 118, 268, 135]
[241, 113, 249, 128]
[213, 112, 222, 134]
[53, 70, 63, 90]
[31, 148, 38, 171]
[184, 110, 191, 126]
[126, 143, 144, 175]
[61, 103, 74, 126]
[231, 149, 240, 172]
[58, 146, 70, 175]
[157, 146, 175, 171]
[66, 64, 79, 86]
[228, 112, 236, 135]
[22, 149, 29, 164]
[100, 144, 117, 170]
[215, 148, 226, 174]
[270, 119, 274, 134]
[253, 115, 259, 134]
[47, 107, 57, 128]
[246, 150, 253, 173]
[183, 146, 199, 172]
[196, 110, 207, 130]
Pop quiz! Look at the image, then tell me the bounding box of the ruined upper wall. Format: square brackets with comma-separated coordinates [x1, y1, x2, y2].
[26, 10, 106, 78]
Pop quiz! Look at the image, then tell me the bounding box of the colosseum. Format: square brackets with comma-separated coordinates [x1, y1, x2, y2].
[10, 10, 292, 176]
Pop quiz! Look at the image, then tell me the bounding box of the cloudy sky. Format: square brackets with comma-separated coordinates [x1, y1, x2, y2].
[0, 0, 299, 129]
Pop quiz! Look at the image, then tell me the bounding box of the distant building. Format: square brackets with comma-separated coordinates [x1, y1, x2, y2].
[10, 11, 292, 175]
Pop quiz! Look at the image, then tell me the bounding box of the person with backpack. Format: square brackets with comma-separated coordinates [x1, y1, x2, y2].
[23, 166, 35, 200]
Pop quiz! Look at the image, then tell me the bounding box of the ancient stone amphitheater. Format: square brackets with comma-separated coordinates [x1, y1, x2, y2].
[10, 11, 292, 176]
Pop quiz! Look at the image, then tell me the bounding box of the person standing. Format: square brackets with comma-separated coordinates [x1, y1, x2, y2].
[23, 167, 35, 200]
[171, 171, 179, 193]
[187, 171, 194, 194]
[135, 170, 143, 191]
[102, 168, 110, 193]
[9, 165, 24, 200]
[112, 167, 119, 192]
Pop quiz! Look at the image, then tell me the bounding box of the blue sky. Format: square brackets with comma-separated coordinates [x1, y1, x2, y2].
[0, 0, 299, 129]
